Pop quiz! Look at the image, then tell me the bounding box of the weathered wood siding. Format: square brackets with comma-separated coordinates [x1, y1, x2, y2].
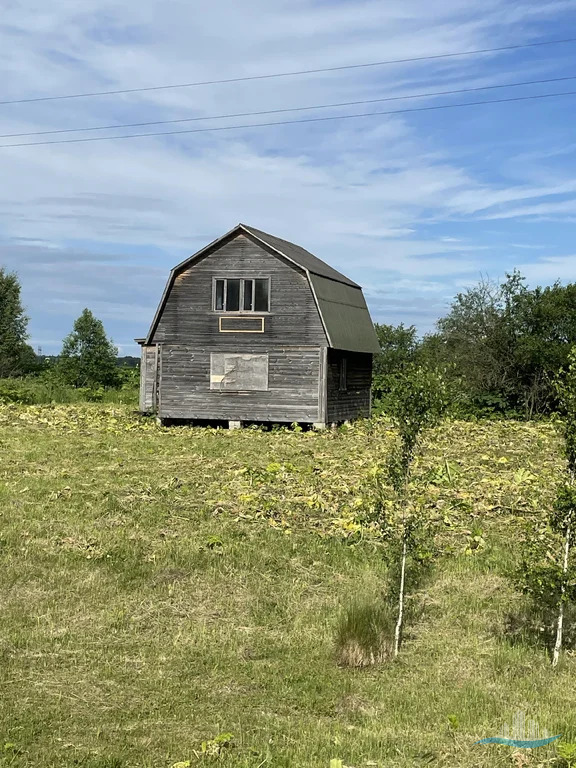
[326, 349, 372, 422]
[159, 345, 320, 422]
[149, 233, 327, 421]
[151, 233, 327, 347]
[139, 345, 158, 412]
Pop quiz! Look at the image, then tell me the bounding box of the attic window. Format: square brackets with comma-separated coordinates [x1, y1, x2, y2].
[214, 278, 269, 312]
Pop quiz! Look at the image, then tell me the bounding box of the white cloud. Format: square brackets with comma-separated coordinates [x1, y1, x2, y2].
[517, 255, 576, 284]
[1, 0, 575, 350]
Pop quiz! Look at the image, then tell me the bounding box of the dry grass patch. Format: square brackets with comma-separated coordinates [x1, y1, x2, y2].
[335, 600, 395, 667]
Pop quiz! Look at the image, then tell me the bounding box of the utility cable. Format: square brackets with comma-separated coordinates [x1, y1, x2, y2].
[1, 36, 575, 106]
[1, 88, 575, 149]
[3, 73, 576, 139]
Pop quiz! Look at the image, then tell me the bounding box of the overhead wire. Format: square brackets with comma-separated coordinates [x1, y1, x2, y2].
[2, 73, 576, 139]
[1, 36, 576, 106]
[1, 88, 575, 149]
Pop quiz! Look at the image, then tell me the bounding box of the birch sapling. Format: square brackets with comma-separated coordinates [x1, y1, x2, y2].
[384, 365, 449, 657]
[552, 350, 576, 666]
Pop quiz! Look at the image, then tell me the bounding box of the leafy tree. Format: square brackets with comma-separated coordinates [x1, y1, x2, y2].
[516, 349, 576, 665]
[365, 365, 450, 656]
[434, 272, 576, 417]
[510, 282, 576, 417]
[435, 272, 524, 414]
[57, 309, 120, 388]
[551, 349, 576, 665]
[385, 365, 450, 656]
[372, 323, 419, 405]
[0, 267, 37, 377]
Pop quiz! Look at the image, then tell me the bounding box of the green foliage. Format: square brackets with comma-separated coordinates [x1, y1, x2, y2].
[200, 732, 234, 757]
[385, 365, 450, 492]
[0, 375, 138, 406]
[372, 323, 419, 404]
[555, 348, 576, 474]
[57, 309, 121, 389]
[557, 742, 576, 767]
[373, 274, 576, 419]
[515, 347, 576, 660]
[365, 366, 449, 656]
[447, 714, 460, 731]
[0, 268, 37, 378]
[1, 405, 575, 768]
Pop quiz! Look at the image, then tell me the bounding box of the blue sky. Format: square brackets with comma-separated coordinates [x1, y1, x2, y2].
[2, 0, 576, 354]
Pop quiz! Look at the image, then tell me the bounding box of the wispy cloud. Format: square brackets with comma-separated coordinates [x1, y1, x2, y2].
[1, 0, 576, 350]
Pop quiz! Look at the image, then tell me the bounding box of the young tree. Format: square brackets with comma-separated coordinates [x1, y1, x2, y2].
[517, 348, 576, 665]
[0, 267, 36, 377]
[58, 309, 120, 388]
[551, 350, 576, 665]
[371, 365, 450, 656]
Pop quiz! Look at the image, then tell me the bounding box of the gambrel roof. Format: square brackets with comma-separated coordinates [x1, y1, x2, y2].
[144, 224, 380, 354]
[240, 224, 360, 287]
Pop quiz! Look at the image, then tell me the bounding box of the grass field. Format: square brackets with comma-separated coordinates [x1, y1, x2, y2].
[1, 404, 575, 768]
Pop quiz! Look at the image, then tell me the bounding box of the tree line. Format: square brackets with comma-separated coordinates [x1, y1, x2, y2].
[3, 265, 576, 415]
[0, 266, 123, 390]
[373, 271, 576, 418]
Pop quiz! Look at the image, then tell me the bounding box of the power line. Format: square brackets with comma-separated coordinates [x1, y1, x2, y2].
[1, 36, 576, 107]
[1, 88, 575, 149]
[3, 74, 576, 139]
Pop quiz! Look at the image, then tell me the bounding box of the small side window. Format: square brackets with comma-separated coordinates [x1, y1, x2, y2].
[339, 358, 347, 392]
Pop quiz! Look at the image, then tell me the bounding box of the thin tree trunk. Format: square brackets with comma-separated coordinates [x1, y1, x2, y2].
[394, 536, 407, 657]
[552, 522, 571, 668]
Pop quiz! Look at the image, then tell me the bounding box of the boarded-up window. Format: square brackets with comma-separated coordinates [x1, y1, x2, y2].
[210, 353, 269, 391]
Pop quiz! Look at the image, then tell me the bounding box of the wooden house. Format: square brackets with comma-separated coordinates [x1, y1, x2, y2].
[137, 224, 380, 427]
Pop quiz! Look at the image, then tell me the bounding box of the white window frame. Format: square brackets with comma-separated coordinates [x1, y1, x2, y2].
[213, 277, 270, 313]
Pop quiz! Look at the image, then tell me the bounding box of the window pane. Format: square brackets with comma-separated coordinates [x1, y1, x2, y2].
[215, 280, 225, 310]
[226, 279, 240, 311]
[254, 279, 269, 311]
[243, 279, 253, 311]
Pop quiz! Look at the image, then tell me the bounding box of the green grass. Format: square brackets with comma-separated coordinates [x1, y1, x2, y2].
[0, 377, 138, 405]
[0, 404, 574, 767]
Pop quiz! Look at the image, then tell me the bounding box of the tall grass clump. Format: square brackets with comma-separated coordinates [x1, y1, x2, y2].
[335, 600, 396, 667]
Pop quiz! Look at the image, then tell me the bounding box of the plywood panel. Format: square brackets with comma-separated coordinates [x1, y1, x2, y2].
[210, 353, 269, 391]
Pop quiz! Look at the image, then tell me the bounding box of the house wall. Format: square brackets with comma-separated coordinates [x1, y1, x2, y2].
[150, 233, 328, 422]
[326, 349, 372, 423]
[159, 345, 320, 422]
